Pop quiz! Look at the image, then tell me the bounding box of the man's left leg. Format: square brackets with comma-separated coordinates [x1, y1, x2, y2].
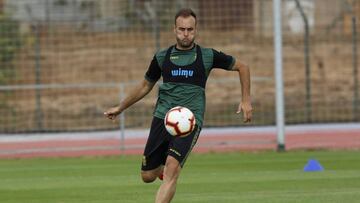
[155, 156, 181, 203]
[155, 125, 201, 203]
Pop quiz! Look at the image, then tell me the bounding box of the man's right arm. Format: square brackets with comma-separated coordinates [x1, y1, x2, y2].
[104, 79, 156, 120]
[104, 54, 162, 120]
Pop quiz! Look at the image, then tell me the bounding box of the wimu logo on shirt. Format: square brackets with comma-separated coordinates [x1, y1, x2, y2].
[171, 68, 194, 78]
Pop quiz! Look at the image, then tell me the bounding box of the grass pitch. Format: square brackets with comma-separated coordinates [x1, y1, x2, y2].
[0, 150, 360, 203]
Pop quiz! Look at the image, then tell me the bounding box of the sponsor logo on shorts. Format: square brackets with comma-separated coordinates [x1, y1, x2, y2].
[142, 156, 146, 166]
[169, 148, 181, 157]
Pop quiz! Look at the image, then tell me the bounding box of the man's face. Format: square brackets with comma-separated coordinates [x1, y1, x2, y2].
[174, 16, 197, 50]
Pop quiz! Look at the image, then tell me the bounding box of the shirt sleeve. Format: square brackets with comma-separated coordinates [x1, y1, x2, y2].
[144, 56, 161, 83]
[212, 49, 235, 70]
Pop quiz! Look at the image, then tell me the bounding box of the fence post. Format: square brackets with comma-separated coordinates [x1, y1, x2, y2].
[352, 16, 359, 120]
[295, 0, 312, 123]
[274, 0, 285, 151]
[34, 22, 43, 131]
[151, 0, 160, 51]
[119, 83, 126, 154]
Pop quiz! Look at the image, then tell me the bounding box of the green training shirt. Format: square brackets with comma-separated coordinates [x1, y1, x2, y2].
[145, 44, 235, 127]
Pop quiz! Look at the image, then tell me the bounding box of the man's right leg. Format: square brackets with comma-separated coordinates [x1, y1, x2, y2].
[141, 117, 169, 183]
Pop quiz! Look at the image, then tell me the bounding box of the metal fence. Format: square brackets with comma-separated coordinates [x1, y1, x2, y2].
[0, 77, 273, 133]
[0, 0, 359, 134]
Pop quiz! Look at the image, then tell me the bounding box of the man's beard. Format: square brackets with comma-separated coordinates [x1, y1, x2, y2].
[176, 37, 195, 49]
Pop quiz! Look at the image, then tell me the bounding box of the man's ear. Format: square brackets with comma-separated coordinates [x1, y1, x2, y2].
[173, 25, 176, 34]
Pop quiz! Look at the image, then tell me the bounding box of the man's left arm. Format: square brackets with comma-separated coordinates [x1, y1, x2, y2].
[231, 59, 252, 123]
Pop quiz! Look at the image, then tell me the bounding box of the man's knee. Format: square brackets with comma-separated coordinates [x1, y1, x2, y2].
[164, 156, 181, 181]
[141, 171, 157, 183]
[141, 166, 163, 183]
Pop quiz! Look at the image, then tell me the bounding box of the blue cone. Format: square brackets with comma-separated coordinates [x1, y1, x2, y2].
[303, 159, 324, 172]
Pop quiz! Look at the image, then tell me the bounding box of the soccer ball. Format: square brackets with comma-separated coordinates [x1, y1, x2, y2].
[164, 106, 196, 137]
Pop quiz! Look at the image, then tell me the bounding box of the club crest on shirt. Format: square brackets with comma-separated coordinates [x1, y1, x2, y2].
[171, 68, 194, 78]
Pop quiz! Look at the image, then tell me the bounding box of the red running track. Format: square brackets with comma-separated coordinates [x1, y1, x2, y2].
[0, 124, 359, 158]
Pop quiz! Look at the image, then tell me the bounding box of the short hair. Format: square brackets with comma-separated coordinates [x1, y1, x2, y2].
[174, 8, 197, 25]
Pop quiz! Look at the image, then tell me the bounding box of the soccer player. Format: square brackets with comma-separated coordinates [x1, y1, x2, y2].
[104, 8, 252, 203]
